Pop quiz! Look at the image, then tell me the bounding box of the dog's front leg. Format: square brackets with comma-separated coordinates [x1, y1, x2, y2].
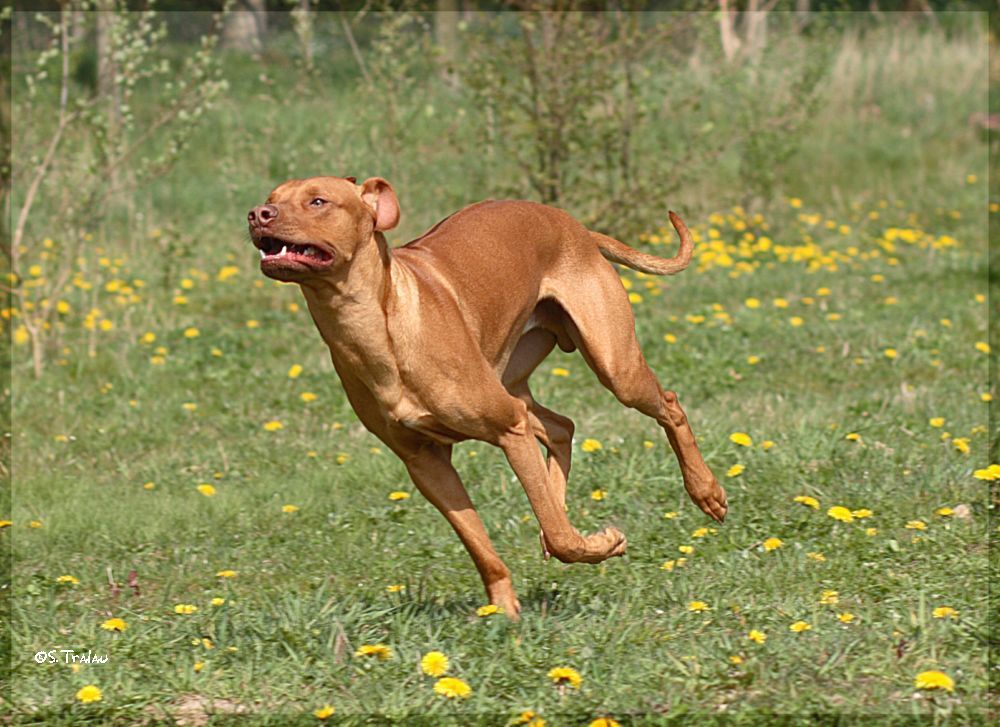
[498, 402, 627, 565]
[402, 444, 521, 620]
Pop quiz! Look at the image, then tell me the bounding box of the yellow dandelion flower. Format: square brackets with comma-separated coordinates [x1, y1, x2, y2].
[434, 676, 471, 698]
[76, 685, 102, 703]
[386, 584, 405, 593]
[819, 590, 839, 605]
[589, 719, 620, 727]
[663, 334, 677, 344]
[914, 670, 954, 692]
[314, 704, 336, 719]
[851, 508, 873, 519]
[590, 489, 607, 501]
[551, 367, 570, 377]
[807, 552, 826, 562]
[935, 507, 953, 517]
[827, 506, 854, 523]
[288, 364, 303, 378]
[355, 644, 393, 660]
[789, 621, 811, 633]
[794, 495, 820, 509]
[100, 617, 127, 632]
[421, 650, 449, 677]
[973, 464, 1000, 480]
[388, 491, 410, 501]
[660, 560, 677, 571]
[300, 392, 317, 403]
[282, 504, 299, 513]
[747, 355, 761, 365]
[865, 527, 878, 536]
[663, 511, 678, 519]
[929, 417, 945, 428]
[174, 604, 198, 615]
[245, 319, 259, 328]
[687, 600, 710, 612]
[729, 432, 753, 447]
[744, 297, 761, 309]
[196, 484, 216, 497]
[216, 265, 239, 282]
[476, 604, 502, 617]
[789, 316, 804, 327]
[581, 438, 603, 453]
[547, 666, 583, 688]
[980, 393, 992, 402]
[762, 537, 783, 551]
[905, 520, 926, 531]
[975, 341, 990, 354]
[932, 606, 958, 619]
[837, 613, 855, 624]
[845, 432, 862, 442]
[29, 520, 43, 529]
[216, 570, 237, 578]
[211, 598, 226, 607]
[726, 464, 744, 477]
[336, 453, 349, 465]
[952, 437, 970, 454]
[678, 545, 694, 554]
[57, 575, 80, 584]
[263, 420, 283, 432]
[748, 629, 766, 644]
[728, 655, 744, 665]
[183, 327, 200, 338]
[761, 439, 775, 450]
[643, 440, 655, 449]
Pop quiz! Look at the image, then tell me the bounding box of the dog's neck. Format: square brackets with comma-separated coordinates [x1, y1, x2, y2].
[298, 232, 402, 399]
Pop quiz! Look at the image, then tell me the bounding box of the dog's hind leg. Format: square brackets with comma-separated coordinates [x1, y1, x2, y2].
[503, 329, 577, 558]
[552, 261, 728, 523]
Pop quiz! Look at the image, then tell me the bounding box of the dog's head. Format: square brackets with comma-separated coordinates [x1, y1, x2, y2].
[247, 176, 399, 282]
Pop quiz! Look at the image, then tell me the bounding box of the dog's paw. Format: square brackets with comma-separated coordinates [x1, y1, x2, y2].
[687, 480, 728, 523]
[487, 578, 521, 621]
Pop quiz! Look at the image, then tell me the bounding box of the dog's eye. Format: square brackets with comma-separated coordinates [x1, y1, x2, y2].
[310, 198, 326, 207]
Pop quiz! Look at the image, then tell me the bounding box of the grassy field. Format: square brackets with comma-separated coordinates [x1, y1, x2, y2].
[6, 12, 995, 725]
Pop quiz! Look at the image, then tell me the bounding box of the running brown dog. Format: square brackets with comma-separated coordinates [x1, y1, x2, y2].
[247, 176, 727, 619]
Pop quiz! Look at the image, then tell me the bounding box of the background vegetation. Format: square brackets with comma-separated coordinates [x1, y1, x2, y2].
[3, 5, 994, 724]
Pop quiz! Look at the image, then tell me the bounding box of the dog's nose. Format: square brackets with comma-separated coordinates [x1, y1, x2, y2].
[248, 204, 279, 227]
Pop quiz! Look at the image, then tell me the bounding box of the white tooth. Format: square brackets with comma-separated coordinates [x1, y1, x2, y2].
[259, 249, 265, 259]
[304, 247, 315, 257]
[280, 245, 287, 256]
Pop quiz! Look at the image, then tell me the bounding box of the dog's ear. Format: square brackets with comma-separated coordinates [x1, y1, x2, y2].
[360, 177, 400, 232]
[344, 176, 356, 184]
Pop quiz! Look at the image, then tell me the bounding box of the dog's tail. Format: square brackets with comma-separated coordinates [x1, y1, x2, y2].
[592, 211, 694, 276]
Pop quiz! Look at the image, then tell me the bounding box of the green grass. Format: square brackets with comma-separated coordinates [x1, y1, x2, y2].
[6, 12, 995, 726]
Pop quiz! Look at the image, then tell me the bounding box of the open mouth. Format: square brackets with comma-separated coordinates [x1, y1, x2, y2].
[255, 236, 334, 266]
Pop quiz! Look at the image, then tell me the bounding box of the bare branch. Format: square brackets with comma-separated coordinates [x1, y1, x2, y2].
[11, 10, 74, 261]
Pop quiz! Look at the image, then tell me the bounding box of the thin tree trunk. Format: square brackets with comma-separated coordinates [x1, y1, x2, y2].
[437, 0, 460, 87]
[719, 0, 741, 64]
[222, 0, 266, 55]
